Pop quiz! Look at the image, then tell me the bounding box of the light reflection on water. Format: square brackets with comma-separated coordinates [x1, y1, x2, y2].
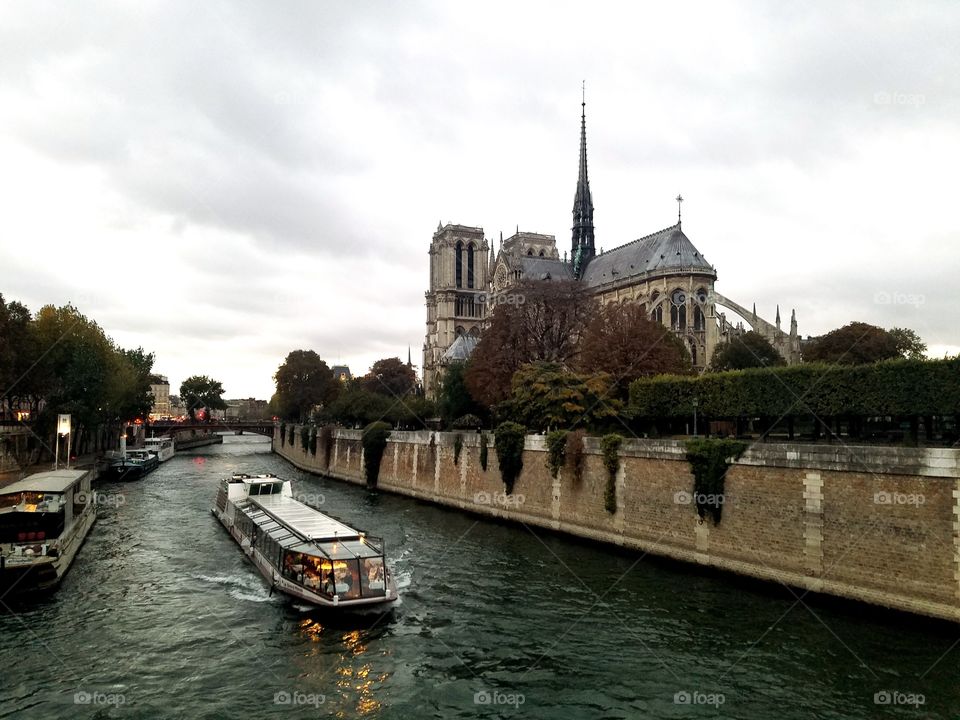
[1, 434, 960, 718]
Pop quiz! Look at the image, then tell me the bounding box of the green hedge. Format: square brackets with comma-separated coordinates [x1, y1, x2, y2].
[629, 357, 960, 420]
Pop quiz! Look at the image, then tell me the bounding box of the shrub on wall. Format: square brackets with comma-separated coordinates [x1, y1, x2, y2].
[279, 422, 286, 446]
[453, 433, 464, 465]
[287, 424, 295, 446]
[684, 438, 748, 524]
[565, 429, 586, 483]
[601, 434, 623, 514]
[494, 422, 526, 494]
[300, 425, 310, 451]
[545, 430, 568, 479]
[319, 425, 334, 468]
[361, 422, 391, 487]
[309, 426, 318, 455]
[479, 433, 488, 472]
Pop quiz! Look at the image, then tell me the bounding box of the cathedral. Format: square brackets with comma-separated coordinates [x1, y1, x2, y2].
[422, 99, 801, 397]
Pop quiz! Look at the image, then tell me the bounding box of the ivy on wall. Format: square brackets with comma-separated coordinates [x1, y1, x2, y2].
[545, 430, 568, 479]
[479, 433, 488, 472]
[309, 426, 318, 455]
[300, 425, 310, 451]
[361, 422, 391, 487]
[453, 433, 464, 466]
[566, 429, 586, 483]
[601, 434, 623, 514]
[320, 425, 334, 468]
[684, 438, 748, 524]
[494, 422, 526, 494]
[279, 422, 286, 446]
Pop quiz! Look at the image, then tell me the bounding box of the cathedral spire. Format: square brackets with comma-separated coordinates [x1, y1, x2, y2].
[571, 83, 595, 278]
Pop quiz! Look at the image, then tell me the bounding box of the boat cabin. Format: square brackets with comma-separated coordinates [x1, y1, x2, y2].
[220, 474, 388, 601]
[0, 470, 92, 558]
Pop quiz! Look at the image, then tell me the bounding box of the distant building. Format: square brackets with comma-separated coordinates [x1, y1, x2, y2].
[331, 365, 352, 383]
[149, 375, 172, 419]
[224, 398, 270, 421]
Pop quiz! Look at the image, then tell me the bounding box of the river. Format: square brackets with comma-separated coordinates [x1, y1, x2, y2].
[1, 434, 958, 719]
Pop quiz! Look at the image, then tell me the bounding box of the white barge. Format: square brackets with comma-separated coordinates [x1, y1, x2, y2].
[212, 474, 398, 609]
[0, 469, 97, 598]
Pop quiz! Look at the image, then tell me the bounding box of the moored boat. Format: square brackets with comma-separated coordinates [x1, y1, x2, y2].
[0, 469, 97, 598]
[144, 436, 175, 462]
[212, 474, 398, 610]
[101, 450, 159, 482]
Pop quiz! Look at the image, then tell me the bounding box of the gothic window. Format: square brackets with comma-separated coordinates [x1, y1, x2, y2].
[455, 326, 465, 337]
[527, 249, 533, 256]
[653, 302, 663, 325]
[468, 326, 480, 337]
[494, 265, 508, 291]
[689, 340, 698, 365]
[455, 241, 463, 288]
[694, 305, 705, 331]
[467, 243, 475, 289]
[538, 250, 545, 257]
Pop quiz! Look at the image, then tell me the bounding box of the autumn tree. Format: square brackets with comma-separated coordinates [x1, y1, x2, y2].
[710, 331, 785, 372]
[803, 322, 903, 365]
[578, 302, 691, 397]
[500, 362, 622, 432]
[466, 280, 596, 407]
[274, 350, 340, 422]
[361, 357, 417, 397]
[180, 375, 227, 421]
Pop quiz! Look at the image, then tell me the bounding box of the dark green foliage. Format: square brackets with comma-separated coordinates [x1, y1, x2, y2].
[601, 434, 623, 513]
[804, 322, 901, 365]
[710, 331, 785, 371]
[685, 439, 748, 524]
[273, 350, 340, 422]
[361, 421, 391, 487]
[439, 362, 486, 427]
[453, 433, 464, 465]
[545, 430, 568, 478]
[319, 425, 334, 468]
[279, 422, 286, 446]
[452, 413, 483, 430]
[300, 425, 310, 451]
[479, 433, 488, 471]
[179, 375, 227, 421]
[287, 424, 295, 446]
[309, 426, 318, 455]
[629, 357, 960, 421]
[565, 429, 586, 483]
[494, 422, 526, 494]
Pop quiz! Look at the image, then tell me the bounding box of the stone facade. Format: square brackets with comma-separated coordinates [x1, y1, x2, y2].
[276, 427, 960, 623]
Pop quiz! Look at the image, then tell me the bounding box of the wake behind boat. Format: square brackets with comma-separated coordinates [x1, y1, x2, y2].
[212, 474, 398, 610]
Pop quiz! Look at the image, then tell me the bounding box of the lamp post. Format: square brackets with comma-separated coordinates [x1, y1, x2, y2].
[693, 398, 699, 438]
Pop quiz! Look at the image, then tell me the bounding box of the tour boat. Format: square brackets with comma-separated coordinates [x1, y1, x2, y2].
[0, 469, 97, 597]
[212, 474, 398, 610]
[144, 436, 175, 462]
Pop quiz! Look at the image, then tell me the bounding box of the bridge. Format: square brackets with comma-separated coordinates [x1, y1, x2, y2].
[148, 420, 278, 438]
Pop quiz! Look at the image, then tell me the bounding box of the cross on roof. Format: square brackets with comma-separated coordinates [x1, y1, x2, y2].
[676, 194, 684, 225]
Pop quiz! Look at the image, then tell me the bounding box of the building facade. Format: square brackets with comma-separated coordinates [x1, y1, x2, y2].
[422, 101, 800, 397]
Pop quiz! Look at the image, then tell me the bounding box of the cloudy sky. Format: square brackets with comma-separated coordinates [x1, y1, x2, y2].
[1, 1, 957, 399]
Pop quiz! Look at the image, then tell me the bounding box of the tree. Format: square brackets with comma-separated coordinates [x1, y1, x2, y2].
[889, 327, 927, 360]
[438, 362, 485, 427]
[500, 362, 622, 432]
[361, 357, 417, 398]
[804, 322, 902, 365]
[710, 331, 785, 371]
[0, 295, 33, 416]
[466, 279, 596, 407]
[179, 375, 227, 421]
[274, 350, 339, 422]
[578, 302, 691, 397]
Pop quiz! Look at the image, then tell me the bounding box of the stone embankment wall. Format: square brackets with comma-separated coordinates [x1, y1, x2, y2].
[274, 427, 960, 622]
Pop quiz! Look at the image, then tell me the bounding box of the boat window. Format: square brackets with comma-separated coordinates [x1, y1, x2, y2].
[360, 557, 386, 596]
[341, 540, 381, 559]
[0, 493, 22, 511]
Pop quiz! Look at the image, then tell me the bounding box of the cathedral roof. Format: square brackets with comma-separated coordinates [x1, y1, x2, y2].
[519, 256, 574, 281]
[441, 334, 479, 363]
[580, 223, 715, 288]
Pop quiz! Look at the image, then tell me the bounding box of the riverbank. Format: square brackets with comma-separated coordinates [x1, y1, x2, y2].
[274, 426, 960, 623]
